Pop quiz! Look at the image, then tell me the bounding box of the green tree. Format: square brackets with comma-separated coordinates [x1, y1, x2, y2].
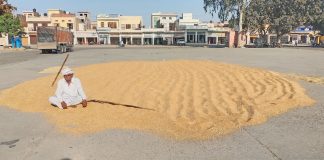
[245, 0, 323, 44]
[306, 0, 324, 34]
[0, 0, 16, 15]
[0, 13, 22, 36]
[245, 0, 271, 40]
[204, 0, 249, 47]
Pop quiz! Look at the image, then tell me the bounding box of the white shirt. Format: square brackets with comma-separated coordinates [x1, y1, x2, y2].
[55, 77, 87, 103]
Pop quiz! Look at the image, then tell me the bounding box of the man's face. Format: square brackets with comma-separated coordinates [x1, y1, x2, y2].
[64, 73, 73, 82]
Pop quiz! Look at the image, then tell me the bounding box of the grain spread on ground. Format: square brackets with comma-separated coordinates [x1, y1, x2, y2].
[0, 60, 315, 140]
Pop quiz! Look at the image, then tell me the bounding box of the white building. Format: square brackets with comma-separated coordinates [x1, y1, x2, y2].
[176, 13, 200, 30]
[151, 12, 178, 31]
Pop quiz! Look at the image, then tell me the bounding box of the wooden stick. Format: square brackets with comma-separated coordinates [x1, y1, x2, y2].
[51, 54, 69, 87]
[87, 99, 155, 111]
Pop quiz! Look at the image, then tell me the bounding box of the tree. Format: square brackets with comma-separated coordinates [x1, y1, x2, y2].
[204, 0, 249, 47]
[306, 0, 324, 34]
[0, 0, 16, 15]
[245, 0, 271, 40]
[0, 13, 22, 36]
[245, 0, 324, 44]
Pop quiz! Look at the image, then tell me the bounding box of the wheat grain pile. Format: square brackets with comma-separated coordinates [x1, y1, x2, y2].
[0, 60, 315, 140]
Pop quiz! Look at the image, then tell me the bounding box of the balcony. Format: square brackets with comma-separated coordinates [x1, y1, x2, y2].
[26, 16, 51, 22]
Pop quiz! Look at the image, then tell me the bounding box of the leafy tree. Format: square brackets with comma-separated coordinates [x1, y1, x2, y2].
[245, 0, 324, 44]
[0, 13, 22, 36]
[0, 0, 16, 15]
[306, 0, 324, 34]
[204, 0, 249, 47]
[245, 0, 271, 40]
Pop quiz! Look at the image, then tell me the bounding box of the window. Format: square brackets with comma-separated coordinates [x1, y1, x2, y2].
[81, 19, 85, 23]
[126, 24, 131, 29]
[121, 24, 126, 30]
[62, 20, 65, 22]
[55, 20, 58, 22]
[101, 22, 104, 27]
[132, 24, 136, 29]
[68, 20, 72, 22]
[218, 37, 226, 44]
[80, 14, 83, 16]
[67, 23, 73, 30]
[169, 17, 172, 20]
[108, 22, 117, 28]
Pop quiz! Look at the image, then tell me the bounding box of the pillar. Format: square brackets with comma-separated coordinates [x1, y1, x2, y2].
[306, 35, 311, 44]
[152, 34, 155, 45]
[84, 37, 88, 45]
[205, 32, 208, 44]
[141, 34, 144, 45]
[195, 32, 198, 43]
[216, 36, 218, 45]
[27, 34, 30, 46]
[107, 35, 111, 45]
[130, 35, 133, 45]
[185, 31, 187, 43]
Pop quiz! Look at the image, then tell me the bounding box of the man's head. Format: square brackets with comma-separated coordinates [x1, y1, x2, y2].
[61, 68, 74, 82]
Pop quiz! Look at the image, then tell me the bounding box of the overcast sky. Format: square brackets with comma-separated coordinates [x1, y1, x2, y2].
[10, 0, 220, 26]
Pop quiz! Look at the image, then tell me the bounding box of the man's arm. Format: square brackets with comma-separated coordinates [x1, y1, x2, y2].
[76, 79, 87, 100]
[55, 80, 68, 109]
[76, 79, 87, 107]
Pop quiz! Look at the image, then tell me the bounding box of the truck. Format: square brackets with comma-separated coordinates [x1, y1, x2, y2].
[37, 26, 74, 53]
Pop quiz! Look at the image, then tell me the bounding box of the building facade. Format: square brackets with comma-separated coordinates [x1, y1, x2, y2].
[151, 12, 178, 31]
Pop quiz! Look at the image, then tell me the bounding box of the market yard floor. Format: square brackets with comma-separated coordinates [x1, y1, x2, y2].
[0, 47, 324, 159]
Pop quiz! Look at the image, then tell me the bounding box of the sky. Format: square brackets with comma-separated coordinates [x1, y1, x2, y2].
[9, 0, 219, 27]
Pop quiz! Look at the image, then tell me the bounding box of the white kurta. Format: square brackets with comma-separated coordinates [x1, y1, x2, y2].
[49, 77, 87, 109]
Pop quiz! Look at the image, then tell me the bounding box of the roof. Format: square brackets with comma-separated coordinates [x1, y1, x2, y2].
[51, 14, 76, 17]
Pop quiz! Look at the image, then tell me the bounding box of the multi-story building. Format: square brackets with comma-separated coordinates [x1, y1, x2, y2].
[50, 13, 80, 31]
[23, 9, 51, 46]
[96, 14, 144, 45]
[22, 9, 97, 46]
[77, 11, 91, 31]
[176, 13, 200, 29]
[182, 21, 231, 46]
[151, 12, 178, 31]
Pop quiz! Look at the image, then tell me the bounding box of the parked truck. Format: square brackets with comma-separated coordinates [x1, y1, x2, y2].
[37, 26, 74, 53]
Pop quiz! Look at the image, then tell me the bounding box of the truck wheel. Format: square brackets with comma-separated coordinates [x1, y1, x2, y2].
[57, 46, 63, 54]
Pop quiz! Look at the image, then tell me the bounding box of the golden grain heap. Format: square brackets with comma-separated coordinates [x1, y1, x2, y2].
[0, 60, 315, 140]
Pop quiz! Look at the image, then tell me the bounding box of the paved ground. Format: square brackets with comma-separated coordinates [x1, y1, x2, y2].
[0, 47, 323, 160]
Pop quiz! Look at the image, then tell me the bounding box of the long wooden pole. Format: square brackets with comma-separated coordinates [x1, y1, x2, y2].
[51, 54, 69, 87]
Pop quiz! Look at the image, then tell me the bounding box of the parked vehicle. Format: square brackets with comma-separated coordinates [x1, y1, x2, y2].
[176, 39, 186, 46]
[313, 35, 324, 47]
[254, 38, 270, 48]
[37, 26, 74, 53]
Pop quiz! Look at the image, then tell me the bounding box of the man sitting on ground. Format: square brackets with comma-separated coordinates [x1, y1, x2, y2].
[49, 68, 87, 109]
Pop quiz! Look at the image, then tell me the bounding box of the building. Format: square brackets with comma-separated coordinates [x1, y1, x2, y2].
[96, 14, 143, 45]
[51, 13, 80, 31]
[176, 13, 200, 30]
[183, 21, 231, 46]
[21, 9, 97, 46]
[77, 11, 92, 31]
[23, 9, 51, 46]
[151, 12, 178, 31]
